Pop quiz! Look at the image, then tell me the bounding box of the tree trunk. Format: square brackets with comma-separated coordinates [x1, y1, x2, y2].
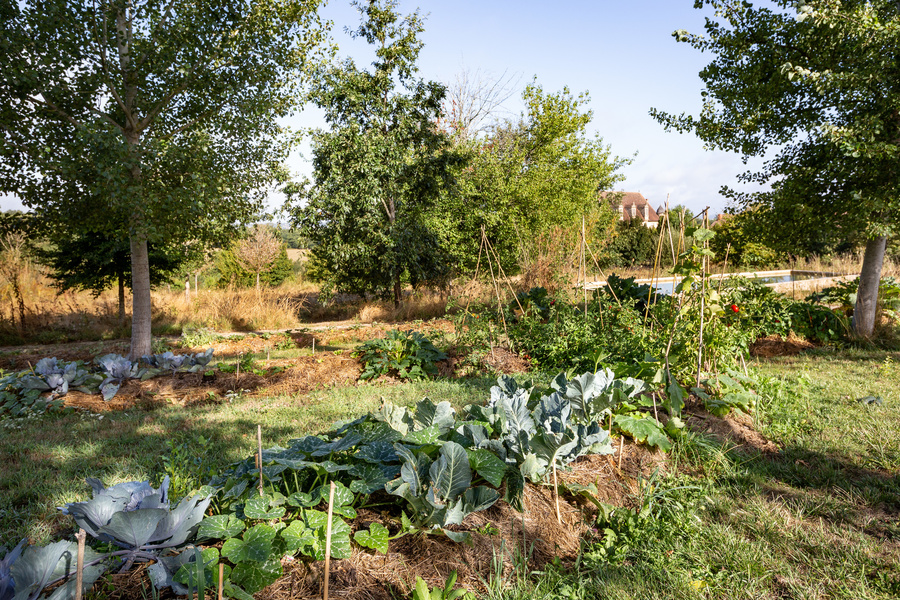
[129, 235, 153, 359]
[851, 235, 887, 339]
[393, 273, 401, 308]
[117, 266, 126, 327]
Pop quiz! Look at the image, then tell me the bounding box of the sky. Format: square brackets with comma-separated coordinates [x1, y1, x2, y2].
[1, 0, 770, 216]
[282, 0, 771, 217]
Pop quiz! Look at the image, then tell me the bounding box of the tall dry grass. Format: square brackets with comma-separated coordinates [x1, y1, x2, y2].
[152, 286, 305, 332]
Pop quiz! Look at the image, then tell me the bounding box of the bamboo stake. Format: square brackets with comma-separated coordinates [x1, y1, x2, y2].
[257, 425, 264, 496]
[582, 216, 587, 318]
[324, 482, 336, 600]
[645, 216, 666, 327]
[696, 209, 710, 388]
[218, 563, 225, 600]
[464, 232, 488, 314]
[75, 529, 86, 600]
[553, 463, 561, 524]
[717, 243, 732, 293]
[665, 194, 676, 265]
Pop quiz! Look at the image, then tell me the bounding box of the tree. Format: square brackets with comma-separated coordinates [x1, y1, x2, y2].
[36, 232, 188, 324]
[441, 68, 517, 142]
[0, 0, 326, 357]
[609, 217, 656, 268]
[651, 0, 900, 338]
[215, 243, 293, 288]
[430, 82, 628, 274]
[0, 232, 31, 335]
[235, 224, 283, 292]
[290, 0, 458, 305]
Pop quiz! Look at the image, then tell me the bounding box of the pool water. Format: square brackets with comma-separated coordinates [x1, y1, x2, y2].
[631, 270, 846, 295]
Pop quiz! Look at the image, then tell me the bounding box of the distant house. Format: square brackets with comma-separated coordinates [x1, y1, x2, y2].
[600, 191, 660, 229]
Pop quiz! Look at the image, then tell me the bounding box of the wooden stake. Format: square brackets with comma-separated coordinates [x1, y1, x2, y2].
[696, 208, 710, 389]
[552, 463, 561, 524]
[582, 216, 587, 318]
[617, 435, 625, 470]
[218, 563, 225, 600]
[75, 529, 86, 600]
[257, 425, 264, 496]
[324, 481, 336, 600]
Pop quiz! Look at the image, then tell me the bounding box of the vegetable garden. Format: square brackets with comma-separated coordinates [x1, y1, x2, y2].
[1, 229, 898, 599]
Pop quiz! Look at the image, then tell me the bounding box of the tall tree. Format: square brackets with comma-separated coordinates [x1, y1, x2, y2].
[431, 82, 628, 274]
[0, 0, 327, 357]
[290, 0, 458, 305]
[651, 0, 900, 338]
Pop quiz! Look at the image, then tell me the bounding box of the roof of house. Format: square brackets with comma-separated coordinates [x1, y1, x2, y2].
[600, 192, 660, 223]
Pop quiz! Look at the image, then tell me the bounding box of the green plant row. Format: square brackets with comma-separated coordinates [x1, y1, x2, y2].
[0, 350, 215, 421]
[354, 330, 448, 381]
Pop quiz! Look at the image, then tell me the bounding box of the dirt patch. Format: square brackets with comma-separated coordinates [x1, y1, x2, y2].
[289, 320, 455, 350]
[438, 346, 531, 378]
[60, 354, 364, 412]
[686, 407, 780, 454]
[750, 334, 815, 358]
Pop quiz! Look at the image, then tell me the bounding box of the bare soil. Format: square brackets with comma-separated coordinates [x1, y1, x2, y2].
[749, 334, 816, 358]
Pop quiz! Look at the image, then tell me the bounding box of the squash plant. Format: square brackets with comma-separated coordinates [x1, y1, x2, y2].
[354, 330, 447, 381]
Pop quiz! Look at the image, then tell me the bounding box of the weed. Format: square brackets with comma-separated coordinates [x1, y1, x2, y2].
[161, 435, 215, 500]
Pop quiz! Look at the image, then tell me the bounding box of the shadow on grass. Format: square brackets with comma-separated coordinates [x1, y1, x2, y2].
[0, 401, 296, 546]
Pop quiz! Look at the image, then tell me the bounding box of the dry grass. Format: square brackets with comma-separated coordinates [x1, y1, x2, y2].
[152, 286, 305, 332]
[355, 290, 449, 324]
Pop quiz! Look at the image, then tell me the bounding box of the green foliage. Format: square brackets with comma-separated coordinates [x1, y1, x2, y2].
[289, 0, 458, 302]
[652, 0, 900, 337]
[510, 287, 552, 320]
[429, 82, 628, 274]
[0, 0, 329, 356]
[810, 277, 900, 322]
[709, 211, 784, 266]
[214, 244, 293, 288]
[354, 330, 448, 381]
[608, 216, 657, 267]
[412, 571, 474, 600]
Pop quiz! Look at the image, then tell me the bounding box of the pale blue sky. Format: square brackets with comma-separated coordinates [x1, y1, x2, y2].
[288, 0, 769, 216]
[2, 0, 769, 215]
